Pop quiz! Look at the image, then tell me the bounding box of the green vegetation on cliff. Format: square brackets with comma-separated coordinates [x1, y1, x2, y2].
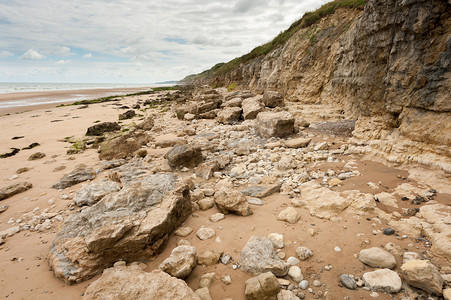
[182, 0, 366, 83]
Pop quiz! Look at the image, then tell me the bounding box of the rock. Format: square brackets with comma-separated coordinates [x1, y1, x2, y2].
[198, 249, 223, 266]
[287, 257, 300, 265]
[241, 185, 280, 198]
[16, 167, 31, 174]
[99, 135, 141, 160]
[0, 205, 8, 213]
[362, 269, 402, 293]
[75, 179, 121, 206]
[134, 148, 147, 158]
[444, 288, 451, 300]
[28, 152, 46, 160]
[383, 227, 395, 235]
[136, 116, 154, 131]
[209, 213, 225, 222]
[401, 259, 444, 296]
[235, 139, 251, 156]
[214, 189, 252, 216]
[199, 272, 215, 288]
[313, 142, 329, 151]
[222, 97, 242, 108]
[217, 107, 242, 124]
[52, 165, 95, 189]
[155, 138, 187, 148]
[86, 122, 121, 136]
[359, 247, 396, 269]
[118, 109, 135, 120]
[175, 227, 193, 237]
[196, 227, 216, 240]
[84, 266, 200, 300]
[277, 290, 300, 300]
[0, 182, 33, 201]
[261, 91, 283, 108]
[284, 138, 311, 148]
[195, 161, 220, 180]
[159, 245, 197, 279]
[165, 145, 203, 169]
[197, 198, 215, 211]
[328, 178, 342, 187]
[268, 233, 284, 249]
[222, 275, 232, 285]
[220, 254, 231, 265]
[49, 173, 191, 284]
[277, 207, 300, 224]
[288, 266, 303, 283]
[248, 198, 263, 206]
[195, 287, 212, 300]
[245, 272, 280, 300]
[340, 274, 357, 290]
[299, 280, 309, 290]
[256, 111, 294, 138]
[295, 247, 313, 261]
[240, 236, 288, 276]
[242, 96, 264, 120]
[402, 252, 419, 263]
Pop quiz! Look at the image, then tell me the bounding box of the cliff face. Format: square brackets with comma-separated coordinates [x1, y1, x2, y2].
[193, 0, 451, 172]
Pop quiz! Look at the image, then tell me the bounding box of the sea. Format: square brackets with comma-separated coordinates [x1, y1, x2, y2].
[0, 82, 173, 112]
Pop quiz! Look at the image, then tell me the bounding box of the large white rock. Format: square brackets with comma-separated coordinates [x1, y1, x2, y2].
[362, 269, 402, 293]
[159, 245, 197, 279]
[277, 207, 300, 224]
[256, 111, 294, 138]
[359, 247, 397, 269]
[401, 259, 444, 296]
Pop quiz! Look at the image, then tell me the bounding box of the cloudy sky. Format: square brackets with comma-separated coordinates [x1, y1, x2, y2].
[0, 0, 327, 83]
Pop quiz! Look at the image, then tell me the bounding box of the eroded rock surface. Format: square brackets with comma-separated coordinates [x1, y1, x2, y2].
[0, 182, 32, 201]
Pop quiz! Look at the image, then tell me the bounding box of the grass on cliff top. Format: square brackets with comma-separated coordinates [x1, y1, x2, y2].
[183, 0, 365, 81]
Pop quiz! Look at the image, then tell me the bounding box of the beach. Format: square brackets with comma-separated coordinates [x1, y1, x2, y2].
[0, 87, 449, 299]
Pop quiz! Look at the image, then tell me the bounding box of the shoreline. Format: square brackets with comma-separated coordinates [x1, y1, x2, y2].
[0, 87, 153, 115]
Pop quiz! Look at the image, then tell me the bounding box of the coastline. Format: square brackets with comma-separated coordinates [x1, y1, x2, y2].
[0, 87, 153, 115]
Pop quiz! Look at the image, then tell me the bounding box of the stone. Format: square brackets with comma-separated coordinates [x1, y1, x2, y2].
[402, 252, 419, 263]
[339, 274, 357, 290]
[245, 272, 280, 300]
[362, 269, 402, 293]
[155, 138, 187, 148]
[287, 257, 300, 265]
[256, 111, 294, 138]
[220, 254, 231, 265]
[217, 107, 242, 124]
[248, 198, 263, 206]
[268, 233, 284, 249]
[288, 266, 303, 283]
[284, 138, 311, 148]
[359, 247, 396, 269]
[175, 227, 193, 237]
[222, 97, 242, 108]
[136, 116, 155, 131]
[165, 144, 203, 169]
[74, 179, 121, 206]
[86, 122, 121, 136]
[197, 198, 215, 211]
[49, 173, 191, 284]
[84, 266, 200, 300]
[198, 249, 223, 266]
[195, 287, 212, 300]
[199, 272, 215, 288]
[277, 290, 300, 300]
[328, 178, 342, 187]
[118, 109, 136, 120]
[383, 227, 395, 235]
[0, 182, 33, 201]
[443, 288, 451, 300]
[295, 247, 313, 261]
[277, 207, 300, 224]
[159, 245, 197, 279]
[240, 236, 288, 277]
[16, 167, 31, 174]
[52, 165, 95, 189]
[28, 152, 46, 160]
[0, 205, 8, 213]
[313, 142, 329, 151]
[134, 148, 147, 158]
[261, 91, 284, 108]
[209, 213, 225, 222]
[214, 189, 252, 216]
[196, 227, 216, 240]
[222, 275, 232, 285]
[241, 185, 280, 198]
[99, 135, 141, 160]
[299, 280, 309, 290]
[242, 96, 264, 120]
[235, 139, 250, 156]
[195, 161, 220, 180]
[401, 259, 444, 296]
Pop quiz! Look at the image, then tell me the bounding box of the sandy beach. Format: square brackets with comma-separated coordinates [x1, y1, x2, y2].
[0, 87, 449, 299]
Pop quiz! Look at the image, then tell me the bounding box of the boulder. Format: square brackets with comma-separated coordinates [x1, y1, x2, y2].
[75, 180, 121, 206]
[240, 236, 288, 277]
[49, 173, 191, 284]
[84, 266, 200, 300]
[99, 135, 141, 160]
[362, 269, 402, 293]
[118, 110, 136, 120]
[216, 107, 242, 124]
[256, 111, 294, 138]
[86, 122, 121, 136]
[52, 165, 95, 189]
[277, 207, 300, 224]
[214, 189, 252, 216]
[359, 247, 397, 269]
[261, 91, 284, 108]
[165, 145, 203, 169]
[245, 272, 280, 300]
[0, 182, 33, 201]
[242, 96, 264, 120]
[401, 259, 444, 296]
[159, 245, 197, 279]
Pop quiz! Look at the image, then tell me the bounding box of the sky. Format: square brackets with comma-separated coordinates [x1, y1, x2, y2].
[0, 0, 328, 83]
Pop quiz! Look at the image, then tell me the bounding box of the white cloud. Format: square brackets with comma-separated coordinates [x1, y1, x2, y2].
[0, 50, 13, 58]
[83, 53, 93, 58]
[20, 49, 46, 60]
[56, 59, 70, 64]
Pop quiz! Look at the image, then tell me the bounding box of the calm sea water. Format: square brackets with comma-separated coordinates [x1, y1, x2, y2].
[0, 82, 154, 94]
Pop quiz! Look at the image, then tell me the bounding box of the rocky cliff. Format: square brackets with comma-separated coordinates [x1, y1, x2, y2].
[186, 0, 451, 172]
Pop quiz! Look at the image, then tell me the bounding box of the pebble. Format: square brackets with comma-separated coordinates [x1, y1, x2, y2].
[383, 227, 395, 235]
[222, 275, 232, 285]
[299, 280, 309, 290]
[339, 274, 357, 290]
[287, 256, 300, 265]
[313, 280, 321, 287]
[334, 246, 342, 252]
[220, 254, 231, 265]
